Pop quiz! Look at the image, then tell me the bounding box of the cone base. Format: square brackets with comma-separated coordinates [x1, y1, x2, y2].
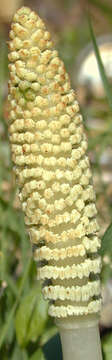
[56, 315, 102, 360]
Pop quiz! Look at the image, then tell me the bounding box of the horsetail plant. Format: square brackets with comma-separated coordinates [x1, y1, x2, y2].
[8, 7, 102, 360]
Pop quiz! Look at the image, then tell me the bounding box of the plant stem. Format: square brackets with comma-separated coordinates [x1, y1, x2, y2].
[56, 315, 102, 360]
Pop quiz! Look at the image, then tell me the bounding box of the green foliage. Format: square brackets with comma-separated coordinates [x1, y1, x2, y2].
[0, 259, 32, 348]
[30, 348, 45, 360]
[88, 15, 112, 112]
[101, 223, 112, 257]
[12, 346, 29, 360]
[102, 334, 112, 360]
[40, 326, 58, 347]
[15, 286, 48, 347]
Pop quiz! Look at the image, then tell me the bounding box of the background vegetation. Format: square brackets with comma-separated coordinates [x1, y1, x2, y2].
[0, 0, 112, 359]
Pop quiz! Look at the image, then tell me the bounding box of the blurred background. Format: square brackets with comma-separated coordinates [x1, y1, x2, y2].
[0, 0, 112, 359]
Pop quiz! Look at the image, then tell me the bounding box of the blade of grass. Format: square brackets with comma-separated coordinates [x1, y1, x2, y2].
[88, 15, 112, 112]
[0, 258, 32, 349]
[100, 223, 112, 257]
[20, 215, 31, 267]
[40, 326, 58, 346]
[0, 229, 8, 281]
[0, 38, 5, 119]
[5, 274, 18, 297]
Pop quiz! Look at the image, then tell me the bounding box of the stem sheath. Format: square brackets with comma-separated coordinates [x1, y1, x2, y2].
[56, 316, 102, 360]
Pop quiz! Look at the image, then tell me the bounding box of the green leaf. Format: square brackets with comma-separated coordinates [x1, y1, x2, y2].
[0, 39, 7, 118]
[102, 334, 112, 360]
[15, 285, 48, 347]
[0, 303, 16, 349]
[0, 258, 32, 349]
[30, 348, 45, 360]
[5, 275, 18, 297]
[40, 326, 58, 346]
[88, 15, 112, 112]
[100, 223, 112, 257]
[12, 345, 29, 360]
[101, 263, 112, 284]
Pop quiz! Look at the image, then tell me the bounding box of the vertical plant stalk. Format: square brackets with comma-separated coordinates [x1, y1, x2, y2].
[8, 7, 102, 359]
[57, 317, 102, 360]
